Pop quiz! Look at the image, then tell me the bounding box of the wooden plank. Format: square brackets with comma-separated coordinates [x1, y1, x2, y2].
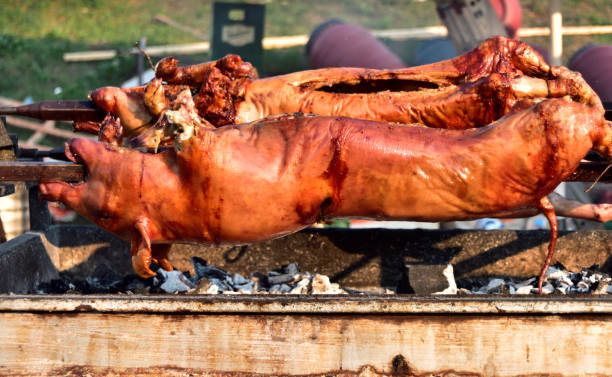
[0, 161, 84, 182]
[62, 49, 118, 62]
[0, 311, 610, 376]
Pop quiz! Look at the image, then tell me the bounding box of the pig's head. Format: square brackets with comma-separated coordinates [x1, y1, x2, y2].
[40, 139, 142, 236]
[39, 138, 182, 278]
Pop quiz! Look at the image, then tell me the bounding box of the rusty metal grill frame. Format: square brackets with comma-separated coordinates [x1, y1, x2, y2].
[2, 294, 612, 314]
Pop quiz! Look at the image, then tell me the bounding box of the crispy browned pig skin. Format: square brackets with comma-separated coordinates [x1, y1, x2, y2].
[39, 98, 611, 289]
[158, 36, 601, 126]
[84, 36, 601, 143]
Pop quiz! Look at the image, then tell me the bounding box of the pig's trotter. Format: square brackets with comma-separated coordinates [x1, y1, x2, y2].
[537, 196, 558, 294]
[131, 217, 157, 278]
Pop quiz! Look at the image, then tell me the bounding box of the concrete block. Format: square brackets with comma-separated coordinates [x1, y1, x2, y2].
[399, 263, 457, 294]
[0, 232, 59, 293]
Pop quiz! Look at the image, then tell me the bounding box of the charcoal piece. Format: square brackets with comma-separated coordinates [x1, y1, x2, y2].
[92, 263, 122, 287]
[233, 273, 250, 286]
[510, 277, 536, 295]
[235, 282, 254, 293]
[479, 278, 506, 294]
[270, 284, 291, 293]
[250, 272, 267, 291]
[159, 270, 196, 293]
[226, 274, 236, 285]
[190, 256, 209, 278]
[283, 263, 300, 275]
[209, 277, 230, 292]
[115, 275, 148, 292]
[72, 278, 100, 294]
[193, 277, 213, 294]
[267, 273, 294, 285]
[192, 260, 230, 281]
[555, 282, 571, 295]
[34, 278, 71, 294]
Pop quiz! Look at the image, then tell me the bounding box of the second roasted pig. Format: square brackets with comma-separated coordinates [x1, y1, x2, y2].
[83, 36, 601, 147]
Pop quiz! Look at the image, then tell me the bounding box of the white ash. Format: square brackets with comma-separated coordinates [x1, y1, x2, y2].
[158, 270, 196, 293]
[157, 257, 349, 295]
[458, 263, 612, 295]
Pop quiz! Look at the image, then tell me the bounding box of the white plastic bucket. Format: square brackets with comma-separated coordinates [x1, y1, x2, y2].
[0, 183, 29, 240]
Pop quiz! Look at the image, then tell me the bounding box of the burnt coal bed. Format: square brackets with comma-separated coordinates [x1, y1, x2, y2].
[2, 224, 612, 296]
[30, 258, 612, 296]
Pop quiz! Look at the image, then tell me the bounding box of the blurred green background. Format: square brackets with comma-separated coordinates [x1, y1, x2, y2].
[1, 0, 611, 147]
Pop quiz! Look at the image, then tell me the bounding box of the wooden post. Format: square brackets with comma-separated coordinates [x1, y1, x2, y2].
[550, 0, 563, 66]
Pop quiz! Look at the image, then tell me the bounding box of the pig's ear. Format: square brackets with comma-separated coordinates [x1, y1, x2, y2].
[130, 217, 157, 278]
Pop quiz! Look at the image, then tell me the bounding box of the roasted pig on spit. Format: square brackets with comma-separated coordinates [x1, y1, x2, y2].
[74, 37, 610, 223]
[40, 93, 612, 292]
[81, 37, 601, 147]
[27, 37, 609, 293]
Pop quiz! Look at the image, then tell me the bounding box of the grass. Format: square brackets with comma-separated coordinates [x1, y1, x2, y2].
[0, 0, 441, 101]
[0, 0, 611, 146]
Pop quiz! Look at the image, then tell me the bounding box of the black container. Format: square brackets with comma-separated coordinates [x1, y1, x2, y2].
[211, 2, 265, 71]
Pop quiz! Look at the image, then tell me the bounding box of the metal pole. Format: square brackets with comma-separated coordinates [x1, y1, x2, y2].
[137, 37, 147, 86]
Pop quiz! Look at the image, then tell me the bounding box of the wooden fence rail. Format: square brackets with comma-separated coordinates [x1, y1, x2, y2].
[63, 24, 612, 62]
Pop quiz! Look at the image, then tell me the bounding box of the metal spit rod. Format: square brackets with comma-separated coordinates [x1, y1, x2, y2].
[1, 100, 611, 123]
[0, 160, 608, 184]
[0, 101, 609, 184]
[0, 161, 85, 182]
[0, 100, 106, 122]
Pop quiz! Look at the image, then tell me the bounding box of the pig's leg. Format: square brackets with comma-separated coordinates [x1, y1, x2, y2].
[131, 217, 157, 278]
[73, 120, 102, 135]
[143, 78, 169, 117]
[537, 196, 559, 294]
[90, 87, 153, 132]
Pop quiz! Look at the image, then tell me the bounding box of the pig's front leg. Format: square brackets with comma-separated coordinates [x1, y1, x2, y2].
[131, 217, 158, 278]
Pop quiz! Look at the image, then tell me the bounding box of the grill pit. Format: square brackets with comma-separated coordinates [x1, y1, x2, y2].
[1, 222, 612, 376]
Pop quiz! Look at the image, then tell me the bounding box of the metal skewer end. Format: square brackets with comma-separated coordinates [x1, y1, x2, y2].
[0, 107, 17, 116]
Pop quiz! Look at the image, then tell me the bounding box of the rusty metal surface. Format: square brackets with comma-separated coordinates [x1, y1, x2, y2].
[1, 294, 612, 314]
[0, 100, 106, 122]
[0, 161, 85, 182]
